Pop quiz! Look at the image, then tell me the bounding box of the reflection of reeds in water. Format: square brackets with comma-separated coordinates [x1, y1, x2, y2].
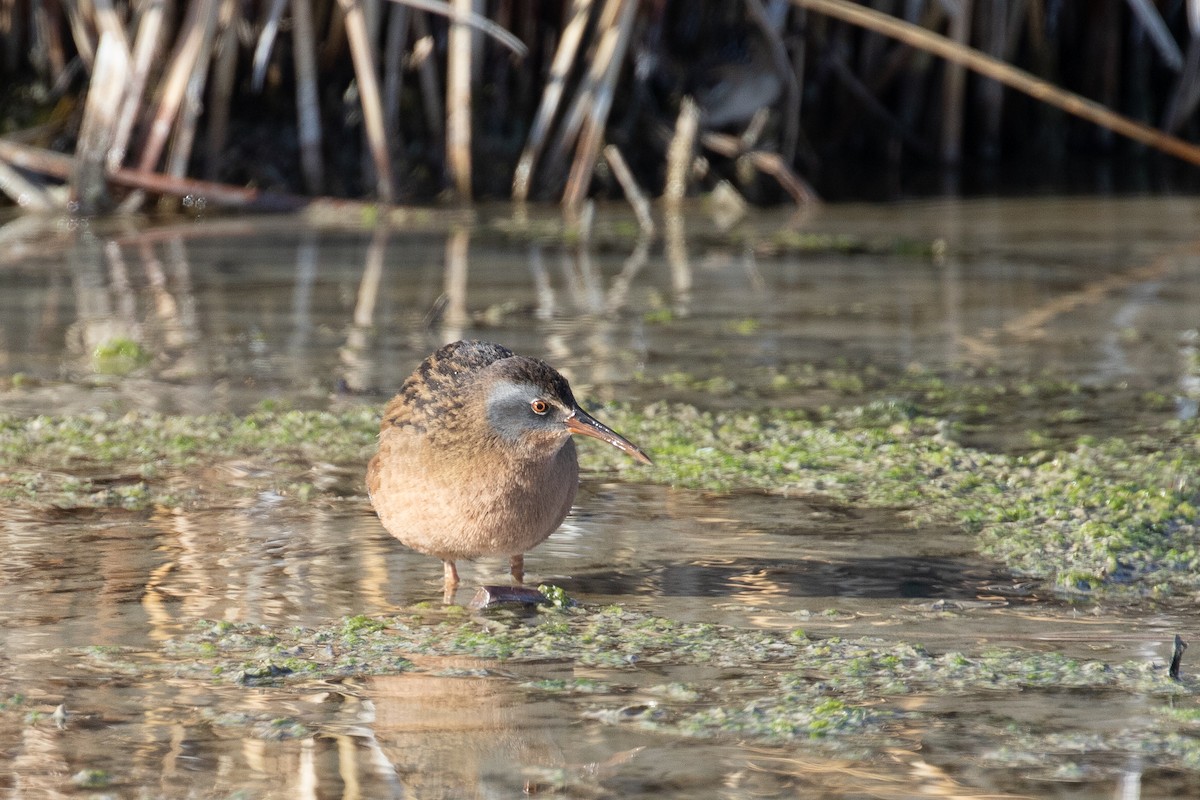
[5, 1, 1200, 212]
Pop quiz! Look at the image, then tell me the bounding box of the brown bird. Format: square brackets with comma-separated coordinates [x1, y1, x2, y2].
[367, 340, 651, 602]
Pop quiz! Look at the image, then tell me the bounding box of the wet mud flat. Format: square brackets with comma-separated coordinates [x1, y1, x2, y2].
[3, 198, 1200, 797]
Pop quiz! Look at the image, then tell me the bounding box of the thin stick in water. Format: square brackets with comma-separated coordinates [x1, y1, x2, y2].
[603, 144, 654, 236]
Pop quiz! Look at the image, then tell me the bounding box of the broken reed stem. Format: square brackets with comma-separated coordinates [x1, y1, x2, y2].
[792, 0, 1200, 168]
[339, 0, 395, 203]
[664, 96, 699, 206]
[603, 144, 654, 235]
[512, 0, 594, 202]
[0, 138, 307, 210]
[700, 130, 818, 205]
[447, 0, 473, 199]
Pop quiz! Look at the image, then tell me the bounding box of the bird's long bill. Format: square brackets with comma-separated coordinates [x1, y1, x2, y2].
[565, 409, 652, 464]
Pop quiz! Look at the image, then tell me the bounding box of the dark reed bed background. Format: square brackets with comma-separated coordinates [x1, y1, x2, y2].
[2, 0, 1200, 214]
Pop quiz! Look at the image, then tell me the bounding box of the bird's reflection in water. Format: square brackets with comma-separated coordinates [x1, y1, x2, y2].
[363, 658, 576, 798]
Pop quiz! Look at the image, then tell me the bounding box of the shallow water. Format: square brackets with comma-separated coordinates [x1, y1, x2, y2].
[2, 198, 1200, 797]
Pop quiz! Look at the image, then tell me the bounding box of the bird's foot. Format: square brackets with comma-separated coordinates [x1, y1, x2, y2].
[469, 584, 549, 609]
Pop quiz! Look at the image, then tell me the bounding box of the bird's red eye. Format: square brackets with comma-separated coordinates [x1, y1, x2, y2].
[530, 399, 549, 415]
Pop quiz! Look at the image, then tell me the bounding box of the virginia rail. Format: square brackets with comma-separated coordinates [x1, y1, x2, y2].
[367, 340, 651, 602]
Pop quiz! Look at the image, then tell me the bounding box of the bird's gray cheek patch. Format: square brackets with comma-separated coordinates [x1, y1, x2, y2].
[485, 382, 537, 443]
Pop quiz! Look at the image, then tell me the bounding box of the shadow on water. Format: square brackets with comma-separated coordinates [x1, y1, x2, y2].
[2, 198, 1200, 797]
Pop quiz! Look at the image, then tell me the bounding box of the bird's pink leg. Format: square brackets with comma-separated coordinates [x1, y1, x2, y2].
[510, 554, 525, 585]
[442, 560, 460, 603]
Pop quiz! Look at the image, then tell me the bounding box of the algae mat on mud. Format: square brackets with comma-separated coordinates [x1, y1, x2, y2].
[8, 601, 1199, 784]
[5, 370, 1200, 787]
[1, 373, 1198, 596]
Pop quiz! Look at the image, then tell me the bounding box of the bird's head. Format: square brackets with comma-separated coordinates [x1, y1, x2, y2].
[483, 357, 651, 464]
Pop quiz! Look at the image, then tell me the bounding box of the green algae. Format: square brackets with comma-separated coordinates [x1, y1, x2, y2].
[60, 601, 1198, 759]
[92, 337, 150, 375]
[0, 364, 1197, 595]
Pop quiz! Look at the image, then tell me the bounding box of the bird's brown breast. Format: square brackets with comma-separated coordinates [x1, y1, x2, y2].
[369, 423, 579, 561]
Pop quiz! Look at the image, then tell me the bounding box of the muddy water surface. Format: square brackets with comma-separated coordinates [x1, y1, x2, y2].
[2, 198, 1200, 797]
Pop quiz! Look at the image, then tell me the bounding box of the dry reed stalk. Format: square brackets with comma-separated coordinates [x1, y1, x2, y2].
[383, 3, 411, 145]
[364, 0, 383, 43]
[0, 159, 56, 210]
[1126, 0, 1183, 71]
[111, 0, 165, 173]
[602, 144, 654, 235]
[387, 0, 527, 55]
[412, 13, 446, 149]
[562, 0, 637, 212]
[61, 1, 96, 69]
[340, 0, 395, 202]
[512, 0, 594, 201]
[469, 0, 485, 83]
[71, 32, 130, 213]
[825, 50, 931, 158]
[745, 0, 800, 164]
[0, 138, 307, 209]
[664, 96, 699, 205]
[159, 0, 221, 212]
[939, 0, 970, 164]
[544, 0, 623, 191]
[0, 138, 75, 175]
[483, 0, 512, 134]
[137, 0, 218, 173]
[1, 2, 18, 73]
[820, 1, 938, 155]
[447, 0, 474, 198]
[977, 0, 1006, 156]
[793, 0, 1200, 168]
[322, 0, 348, 64]
[251, 0, 290, 91]
[790, 7, 808, 156]
[700, 130, 818, 205]
[291, 0, 325, 193]
[91, 0, 132, 56]
[1165, 39, 1200, 133]
[205, 0, 240, 182]
[30, 1, 68, 80]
